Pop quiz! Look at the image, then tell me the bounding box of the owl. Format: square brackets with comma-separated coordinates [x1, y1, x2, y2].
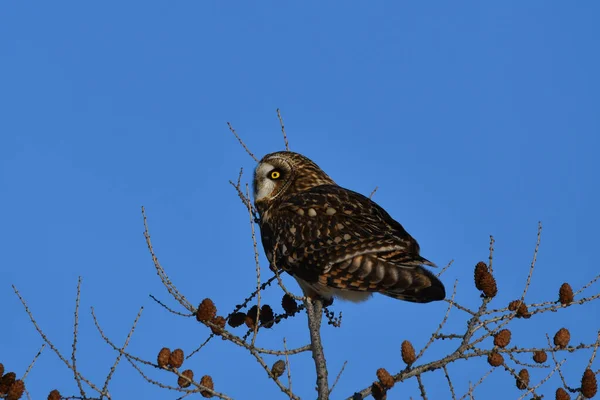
[253, 151, 445, 303]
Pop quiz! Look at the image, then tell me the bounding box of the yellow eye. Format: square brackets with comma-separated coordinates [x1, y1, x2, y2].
[270, 170, 281, 179]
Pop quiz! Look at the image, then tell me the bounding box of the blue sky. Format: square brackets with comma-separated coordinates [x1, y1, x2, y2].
[1, 2, 599, 399]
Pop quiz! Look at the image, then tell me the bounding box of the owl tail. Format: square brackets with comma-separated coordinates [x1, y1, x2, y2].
[381, 262, 446, 303]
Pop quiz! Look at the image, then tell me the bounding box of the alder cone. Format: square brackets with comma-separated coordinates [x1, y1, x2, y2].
[533, 350, 547, 364]
[246, 305, 259, 328]
[554, 328, 571, 349]
[555, 387, 570, 400]
[6, 380, 25, 400]
[157, 347, 171, 367]
[516, 369, 530, 390]
[581, 368, 597, 398]
[376, 368, 395, 389]
[210, 316, 226, 335]
[401, 340, 416, 365]
[474, 262, 488, 290]
[0, 372, 16, 395]
[488, 352, 504, 367]
[168, 349, 184, 368]
[228, 312, 246, 328]
[508, 300, 519, 311]
[481, 275, 497, 297]
[371, 381, 387, 400]
[260, 305, 275, 327]
[200, 375, 214, 398]
[196, 298, 217, 322]
[558, 283, 574, 305]
[517, 304, 530, 318]
[508, 300, 531, 318]
[47, 390, 61, 400]
[494, 329, 511, 348]
[282, 294, 298, 314]
[178, 369, 194, 388]
[271, 360, 286, 378]
[474, 262, 498, 298]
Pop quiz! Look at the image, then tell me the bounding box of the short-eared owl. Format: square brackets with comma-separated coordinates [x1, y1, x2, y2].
[253, 151, 445, 303]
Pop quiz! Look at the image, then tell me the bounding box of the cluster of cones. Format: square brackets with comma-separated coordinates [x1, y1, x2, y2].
[196, 294, 300, 333]
[0, 364, 24, 400]
[366, 341, 415, 400]
[474, 261, 596, 399]
[156, 347, 214, 397]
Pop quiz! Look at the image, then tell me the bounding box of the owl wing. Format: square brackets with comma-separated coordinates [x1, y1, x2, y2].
[260, 185, 445, 303]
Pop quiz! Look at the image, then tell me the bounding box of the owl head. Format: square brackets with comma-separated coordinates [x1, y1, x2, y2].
[253, 151, 335, 209]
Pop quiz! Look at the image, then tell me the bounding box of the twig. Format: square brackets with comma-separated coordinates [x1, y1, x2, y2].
[467, 382, 474, 400]
[416, 281, 457, 361]
[445, 300, 477, 316]
[283, 338, 293, 398]
[459, 369, 492, 400]
[101, 307, 144, 396]
[330, 361, 348, 394]
[272, 248, 306, 302]
[574, 272, 600, 296]
[92, 308, 156, 369]
[149, 294, 194, 317]
[416, 374, 427, 400]
[142, 206, 194, 312]
[369, 186, 378, 199]
[246, 184, 261, 347]
[72, 277, 86, 397]
[186, 334, 215, 360]
[22, 343, 46, 380]
[276, 108, 289, 151]
[506, 351, 546, 369]
[246, 346, 301, 400]
[442, 365, 456, 400]
[488, 235, 495, 273]
[519, 222, 542, 302]
[226, 276, 278, 320]
[228, 171, 259, 221]
[236, 166, 244, 188]
[437, 260, 454, 277]
[12, 284, 103, 395]
[586, 331, 600, 369]
[227, 121, 258, 161]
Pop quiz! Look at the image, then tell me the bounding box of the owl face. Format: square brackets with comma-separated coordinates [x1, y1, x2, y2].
[253, 151, 335, 207]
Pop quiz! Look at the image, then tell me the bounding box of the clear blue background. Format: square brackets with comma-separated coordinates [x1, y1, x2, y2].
[1, 2, 599, 399]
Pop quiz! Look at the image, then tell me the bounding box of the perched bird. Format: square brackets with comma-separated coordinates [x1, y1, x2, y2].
[253, 151, 445, 303]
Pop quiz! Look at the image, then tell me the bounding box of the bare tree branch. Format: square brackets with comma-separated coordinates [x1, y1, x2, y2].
[227, 121, 258, 161]
[305, 297, 329, 399]
[276, 108, 290, 151]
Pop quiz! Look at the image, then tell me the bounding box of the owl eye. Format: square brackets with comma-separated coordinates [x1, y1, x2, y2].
[270, 170, 281, 180]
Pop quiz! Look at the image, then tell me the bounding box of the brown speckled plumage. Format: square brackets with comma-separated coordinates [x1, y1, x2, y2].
[253, 151, 445, 303]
